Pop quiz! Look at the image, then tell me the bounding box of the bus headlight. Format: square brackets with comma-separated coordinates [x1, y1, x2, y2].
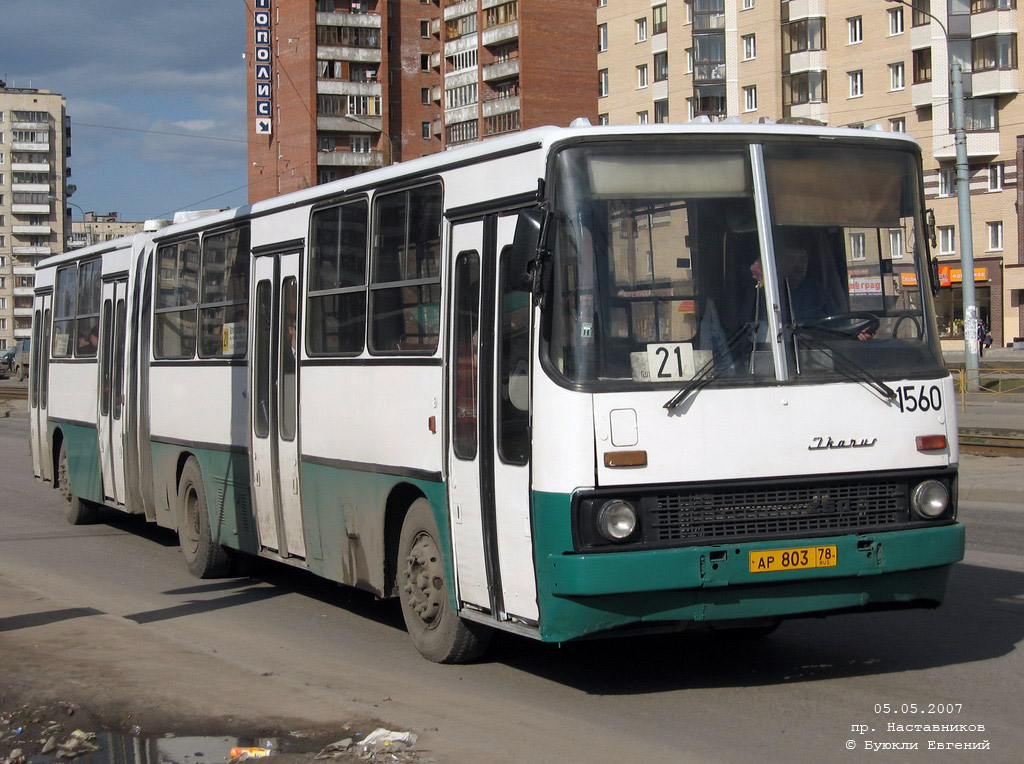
[911, 480, 949, 520]
[597, 500, 639, 542]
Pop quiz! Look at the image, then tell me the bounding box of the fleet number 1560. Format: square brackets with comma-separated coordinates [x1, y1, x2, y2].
[894, 384, 942, 413]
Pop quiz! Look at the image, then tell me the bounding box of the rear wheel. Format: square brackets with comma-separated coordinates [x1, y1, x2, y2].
[177, 458, 231, 578]
[398, 498, 490, 663]
[15, 364, 25, 382]
[57, 443, 100, 525]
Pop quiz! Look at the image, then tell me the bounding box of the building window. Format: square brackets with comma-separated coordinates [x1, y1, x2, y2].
[783, 70, 827, 106]
[636, 18, 647, 42]
[890, 117, 906, 132]
[938, 225, 955, 255]
[849, 232, 866, 261]
[889, 229, 905, 259]
[654, 100, 669, 123]
[420, 20, 430, 38]
[599, 68, 609, 97]
[598, 23, 608, 52]
[889, 7, 904, 35]
[742, 0, 754, 8]
[598, 113, 609, 125]
[420, 53, 431, 71]
[637, 110, 649, 124]
[913, 48, 932, 83]
[598, 0, 607, 6]
[988, 221, 1003, 250]
[963, 97, 997, 130]
[637, 64, 648, 88]
[351, 136, 372, 153]
[971, 0, 1017, 11]
[848, 70, 864, 97]
[686, 48, 694, 73]
[912, 0, 932, 27]
[421, 87, 431, 105]
[848, 16, 863, 44]
[652, 4, 668, 35]
[654, 51, 668, 81]
[783, 18, 826, 53]
[742, 34, 756, 60]
[421, 121, 431, 139]
[988, 162, 1004, 191]
[972, 35, 1017, 71]
[938, 168, 955, 197]
[890, 61, 905, 90]
[744, 85, 757, 111]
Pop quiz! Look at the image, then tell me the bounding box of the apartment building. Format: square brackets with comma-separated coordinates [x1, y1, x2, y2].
[597, 0, 1023, 347]
[247, 0, 596, 202]
[0, 83, 70, 352]
[68, 212, 146, 250]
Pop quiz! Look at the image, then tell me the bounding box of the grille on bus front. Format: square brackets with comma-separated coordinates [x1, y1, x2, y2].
[645, 481, 908, 544]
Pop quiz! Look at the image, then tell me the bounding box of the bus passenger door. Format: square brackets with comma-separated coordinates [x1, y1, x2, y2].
[250, 252, 306, 559]
[29, 294, 53, 481]
[447, 215, 538, 624]
[97, 279, 129, 504]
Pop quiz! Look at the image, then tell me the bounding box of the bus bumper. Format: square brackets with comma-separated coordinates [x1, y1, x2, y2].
[534, 523, 964, 643]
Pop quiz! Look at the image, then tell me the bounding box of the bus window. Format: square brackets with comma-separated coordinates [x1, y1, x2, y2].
[254, 281, 272, 438]
[113, 299, 127, 420]
[154, 238, 200, 359]
[52, 264, 78, 358]
[308, 200, 368, 355]
[75, 260, 102, 359]
[100, 300, 113, 416]
[370, 184, 442, 353]
[452, 251, 480, 460]
[498, 246, 529, 465]
[280, 277, 298, 441]
[199, 227, 250, 358]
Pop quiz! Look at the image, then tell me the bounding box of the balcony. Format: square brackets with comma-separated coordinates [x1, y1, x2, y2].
[789, 102, 830, 123]
[317, 80, 383, 98]
[971, 8, 1017, 37]
[934, 130, 1000, 159]
[12, 120, 49, 131]
[13, 307, 34, 318]
[483, 58, 520, 81]
[13, 287, 34, 297]
[11, 162, 49, 172]
[432, 85, 442, 103]
[445, 68, 478, 87]
[11, 247, 51, 257]
[431, 17, 441, 35]
[911, 81, 933, 107]
[483, 95, 519, 118]
[316, 11, 381, 28]
[317, 149, 384, 167]
[445, 103, 480, 123]
[13, 265, 39, 276]
[316, 45, 382, 64]
[11, 142, 49, 152]
[317, 114, 382, 133]
[444, 1, 476, 21]
[13, 327, 32, 340]
[12, 183, 50, 193]
[971, 67, 1019, 96]
[482, 21, 518, 47]
[11, 204, 51, 214]
[431, 51, 442, 68]
[787, 50, 828, 74]
[786, 0, 827, 20]
[433, 119, 442, 136]
[12, 225, 52, 235]
[693, 63, 726, 83]
[445, 33, 477, 56]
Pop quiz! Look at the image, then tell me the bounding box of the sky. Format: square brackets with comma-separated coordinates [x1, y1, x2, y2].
[1, 0, 249, 222]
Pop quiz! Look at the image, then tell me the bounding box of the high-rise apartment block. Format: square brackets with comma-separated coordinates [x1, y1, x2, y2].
[597, 0, 1023, 348]
[0, 83, 70, 352]
[247, 0, 596, 202]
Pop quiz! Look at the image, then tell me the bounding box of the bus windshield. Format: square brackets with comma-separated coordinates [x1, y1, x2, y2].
[545, 139, 945, 390]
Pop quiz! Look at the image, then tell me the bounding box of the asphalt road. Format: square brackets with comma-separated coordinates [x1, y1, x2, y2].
[1, 416, 1021, 763]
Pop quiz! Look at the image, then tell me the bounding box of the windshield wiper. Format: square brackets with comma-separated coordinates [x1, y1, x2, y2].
[664, 321, 757, 410]
[789, 326, 897, 401]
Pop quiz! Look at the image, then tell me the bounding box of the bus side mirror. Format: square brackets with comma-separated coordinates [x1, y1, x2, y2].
[508, 208, 545, 292]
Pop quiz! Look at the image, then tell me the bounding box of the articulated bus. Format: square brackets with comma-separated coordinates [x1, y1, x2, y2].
[29, 123, 964, 662]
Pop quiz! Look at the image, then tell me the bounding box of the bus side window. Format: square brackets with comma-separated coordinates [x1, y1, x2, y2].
[498, 245, 530, 465]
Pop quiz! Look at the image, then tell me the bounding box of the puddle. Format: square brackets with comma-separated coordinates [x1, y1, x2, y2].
[26, 734, 284, 764]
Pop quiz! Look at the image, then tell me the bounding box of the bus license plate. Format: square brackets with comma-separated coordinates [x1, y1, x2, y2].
[749, 545, 838, 573]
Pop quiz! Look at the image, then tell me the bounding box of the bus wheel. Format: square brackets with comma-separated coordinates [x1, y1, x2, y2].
[177, 458, 231, 578]
[398, 498, 490, 663]
[57, 443, 100, 525]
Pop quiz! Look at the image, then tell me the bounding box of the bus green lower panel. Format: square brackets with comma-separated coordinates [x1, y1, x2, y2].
[50, 421, 103, 504]
[532, 491, 965, 643]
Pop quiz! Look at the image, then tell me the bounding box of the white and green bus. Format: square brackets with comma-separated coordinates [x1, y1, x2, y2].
[30, 122, 964, 662]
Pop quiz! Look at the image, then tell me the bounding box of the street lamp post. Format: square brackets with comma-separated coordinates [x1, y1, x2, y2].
[47, 194, 92, 248]
[344, 113, 395, 166]
[886, 0, 979, 388]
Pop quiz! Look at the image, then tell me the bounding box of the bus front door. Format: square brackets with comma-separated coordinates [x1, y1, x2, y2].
[447, 215, 538, 624]
[250, 252, 306, 559]
[29, 294, 53, 482]
[97, 279, 128, 504]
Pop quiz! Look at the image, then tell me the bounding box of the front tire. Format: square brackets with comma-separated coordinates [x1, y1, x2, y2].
[57, 443, 100, 525]
[398, 498, 490, 663]
[177, 458, 231, 578]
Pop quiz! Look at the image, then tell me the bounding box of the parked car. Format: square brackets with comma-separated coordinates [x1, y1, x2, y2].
[0, 347, 14, 378]
[12, 339, 30, 382]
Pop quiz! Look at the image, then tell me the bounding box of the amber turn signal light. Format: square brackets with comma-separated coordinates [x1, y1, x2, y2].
[604, 450, 648, 468]
[916, 435, 947, 451]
